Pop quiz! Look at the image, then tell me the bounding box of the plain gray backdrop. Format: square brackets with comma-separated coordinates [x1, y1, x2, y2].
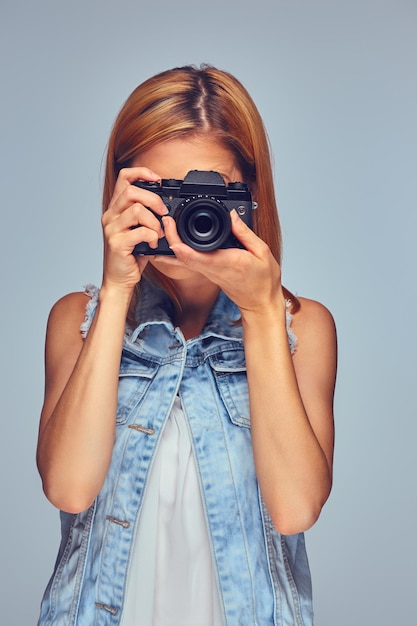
[1, 0, 416, 624]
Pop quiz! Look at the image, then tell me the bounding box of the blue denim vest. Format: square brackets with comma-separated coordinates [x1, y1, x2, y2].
[38, 281, 313, 626]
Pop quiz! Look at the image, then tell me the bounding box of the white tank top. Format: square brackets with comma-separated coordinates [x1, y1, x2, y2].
[120, 397, 225, 626]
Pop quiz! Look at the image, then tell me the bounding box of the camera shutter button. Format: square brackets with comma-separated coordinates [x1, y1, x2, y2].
[228, 182, 247, 190]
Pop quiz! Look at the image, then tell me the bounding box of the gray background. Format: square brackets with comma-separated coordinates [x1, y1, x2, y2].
[1, 0, 416, 624]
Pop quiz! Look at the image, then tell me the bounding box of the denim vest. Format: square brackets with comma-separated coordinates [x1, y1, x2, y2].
[38, 281, 313, 626]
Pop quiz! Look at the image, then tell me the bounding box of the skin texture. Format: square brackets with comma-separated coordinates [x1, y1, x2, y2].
[37, 136, 337, 534]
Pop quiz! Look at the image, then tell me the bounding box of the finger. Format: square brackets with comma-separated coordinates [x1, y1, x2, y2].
[136, 255, 150, 274]
[162, 216, 206, 260]
[161, 216, 181, 246]
[161, 216, 204, 264]
[125, 225, 162, 250]
[104, 210, 164, 256]
[105, 168, 167, 222]
[105, 222, 162, 255]
[163, 216, 236, 279]
[163, 214, 246, 266]
[229, 209, 267, 257]
[105, 187, 168, 226]
[117, 166, 161, 186]
[109, 203, 164, 237]
[109, 167, 161, 213]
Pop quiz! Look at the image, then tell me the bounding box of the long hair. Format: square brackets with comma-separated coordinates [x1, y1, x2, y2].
[103, 65, 299, 312]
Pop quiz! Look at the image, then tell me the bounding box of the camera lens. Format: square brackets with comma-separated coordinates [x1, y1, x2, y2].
[176, 197, 230, 251]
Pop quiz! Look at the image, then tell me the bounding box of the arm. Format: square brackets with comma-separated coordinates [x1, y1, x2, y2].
[37, 288, 132, 513]
[165, 211, 337, 534]
[37, 167, 168, 513]
[242, 296, 336, 535]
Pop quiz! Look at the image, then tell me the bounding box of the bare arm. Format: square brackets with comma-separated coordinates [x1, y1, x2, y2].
[37, 288, 132, 513]
[242, 296, 336, 535]
[37, 167, 168, 513]
[165, 211, 337, 534]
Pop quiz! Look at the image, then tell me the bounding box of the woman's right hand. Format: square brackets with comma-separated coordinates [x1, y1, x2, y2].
[101, 167, 168, 292]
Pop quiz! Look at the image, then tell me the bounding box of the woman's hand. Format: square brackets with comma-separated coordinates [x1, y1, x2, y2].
[164, 209, 286, 316]
[101, 167, 168, 293]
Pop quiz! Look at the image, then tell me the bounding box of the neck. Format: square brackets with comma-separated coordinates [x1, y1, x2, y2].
[173, 278, 220, 340]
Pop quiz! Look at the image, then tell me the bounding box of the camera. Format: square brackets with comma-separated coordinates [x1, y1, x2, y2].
[132, 170, 256, 255]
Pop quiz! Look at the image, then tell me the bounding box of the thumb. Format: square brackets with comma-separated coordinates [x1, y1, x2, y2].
[230, 208, 258, 252]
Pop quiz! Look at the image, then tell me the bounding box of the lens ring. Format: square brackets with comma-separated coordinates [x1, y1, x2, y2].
[176, 197, 231, 251]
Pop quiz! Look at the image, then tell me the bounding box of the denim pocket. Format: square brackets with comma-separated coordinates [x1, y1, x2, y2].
[208, 349, 250, 428]
[116, 350, 159, 424]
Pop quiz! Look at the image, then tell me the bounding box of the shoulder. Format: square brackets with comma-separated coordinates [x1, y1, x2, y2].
[43, 292, 92, 390]
[292, 298, 337, 394]
[290, 296, 337, 387]
[291, 296, 336, 339]
[47, 291, 91, 333]
[45, 291, 94, 360]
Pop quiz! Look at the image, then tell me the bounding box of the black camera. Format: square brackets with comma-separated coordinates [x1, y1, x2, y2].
[132, 170, 256, 255]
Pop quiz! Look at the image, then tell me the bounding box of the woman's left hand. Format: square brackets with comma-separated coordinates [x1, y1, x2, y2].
[163, 209, 286, 316]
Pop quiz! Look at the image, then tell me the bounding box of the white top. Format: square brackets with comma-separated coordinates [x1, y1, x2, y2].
[120, 398, 225, 626]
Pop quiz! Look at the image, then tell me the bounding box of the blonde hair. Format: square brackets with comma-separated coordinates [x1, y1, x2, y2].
[103, 65, 299, 311]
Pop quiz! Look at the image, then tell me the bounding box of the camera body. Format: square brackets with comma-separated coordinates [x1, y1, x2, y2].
[132, 170, 256, 255]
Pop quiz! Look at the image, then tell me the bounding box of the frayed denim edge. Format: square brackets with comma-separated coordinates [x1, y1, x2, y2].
[80, 284, 99, 339]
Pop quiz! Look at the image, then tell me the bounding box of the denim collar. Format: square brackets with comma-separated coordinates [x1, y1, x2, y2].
[128, 279, 243, 344]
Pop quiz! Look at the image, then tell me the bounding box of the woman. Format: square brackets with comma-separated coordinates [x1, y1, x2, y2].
[37, 65, 337, 625]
